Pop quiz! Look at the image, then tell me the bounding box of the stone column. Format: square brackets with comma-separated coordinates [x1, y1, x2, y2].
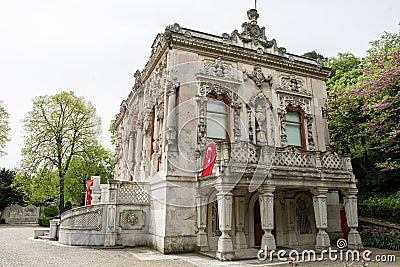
[127, 131, 135, 180]
[165, 78, 179, 152]
[311, 188, 330, 250]
[151, 108, 160, 176]
[343, 188, 363, 250]
[215, 184, 235, 260]
[196, 193, 208, 252]
[234, 189, 247, 249]
[259, 186, 276, 250]
[134, 122, 143, 179]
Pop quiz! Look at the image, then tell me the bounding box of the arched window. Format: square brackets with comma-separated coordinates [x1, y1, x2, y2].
[206, 94, 229, 140]
[296, 196, 312, 234]
[285, 106, 306, 149]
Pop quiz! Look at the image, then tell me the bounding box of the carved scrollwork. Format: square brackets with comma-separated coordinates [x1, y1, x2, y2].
[244, 66, 273, 88]
[277, 74, 310, 96]
[197, 58, 242, 84]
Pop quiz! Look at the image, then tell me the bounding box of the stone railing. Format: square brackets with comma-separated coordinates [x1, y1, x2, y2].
[201, 142, 352, 177]
[59, 180, 150, 247]
[60, 204, 105, 232]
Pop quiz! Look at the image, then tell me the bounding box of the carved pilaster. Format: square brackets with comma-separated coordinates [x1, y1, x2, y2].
[233, 189, 247, 249]
[305, 115, 315, 150]
[196, 194, 209, 252]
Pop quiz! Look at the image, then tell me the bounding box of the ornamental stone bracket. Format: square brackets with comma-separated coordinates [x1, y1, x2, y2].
[244, 66, 273, 88]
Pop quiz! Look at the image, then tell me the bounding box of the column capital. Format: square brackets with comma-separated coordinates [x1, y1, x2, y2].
[310, 187, 328, 196]
[258, 185, 276, 194]
[341, 188, 358, 196]
[214, 183, 234, 195]
[166, 78, 180, 96]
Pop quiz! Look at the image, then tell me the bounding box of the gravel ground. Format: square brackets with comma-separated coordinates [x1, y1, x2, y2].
[0, 225, 399, 267]
[0, 225, 192, 267]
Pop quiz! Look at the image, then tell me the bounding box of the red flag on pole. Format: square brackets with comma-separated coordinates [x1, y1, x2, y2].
[85, 179, 94, 205]
[201, 142, 217, 177]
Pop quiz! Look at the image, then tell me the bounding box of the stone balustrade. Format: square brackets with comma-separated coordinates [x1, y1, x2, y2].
[200, 141, 352, 178]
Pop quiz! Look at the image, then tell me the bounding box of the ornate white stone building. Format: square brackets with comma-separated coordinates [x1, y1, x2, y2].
[59, 9, 363, 260]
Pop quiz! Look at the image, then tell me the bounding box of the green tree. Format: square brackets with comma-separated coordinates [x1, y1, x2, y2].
[20, 91, 101, 213]
[326, 32, 400, 196]
[302, 51, 327, 61]
[0, 168, 23, 210]
[0, 100, 11, 156]
[65, 145, 114, 205]
[13, 168, 59, 205]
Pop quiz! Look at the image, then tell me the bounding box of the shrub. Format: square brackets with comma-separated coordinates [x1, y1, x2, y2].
[358, 191, 400, 223]
[0, 218, 5, 224]
[37, 217, 52, 227]
[363, 236, 400, 250]
[44, 205, 59, 217]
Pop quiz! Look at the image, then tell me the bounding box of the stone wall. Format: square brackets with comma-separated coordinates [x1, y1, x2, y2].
[1, 204, 40, 224]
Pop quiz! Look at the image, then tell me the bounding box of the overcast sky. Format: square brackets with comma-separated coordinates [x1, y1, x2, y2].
[0, 0, 399, 169]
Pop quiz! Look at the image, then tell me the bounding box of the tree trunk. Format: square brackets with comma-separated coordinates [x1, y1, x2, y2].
[59, 172, 65, 214]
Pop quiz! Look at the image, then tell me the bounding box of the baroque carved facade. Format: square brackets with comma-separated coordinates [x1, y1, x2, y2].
[59, 8, 362, 260]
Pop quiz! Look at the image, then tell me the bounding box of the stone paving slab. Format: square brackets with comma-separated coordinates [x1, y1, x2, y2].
[1, 225, 399, 267]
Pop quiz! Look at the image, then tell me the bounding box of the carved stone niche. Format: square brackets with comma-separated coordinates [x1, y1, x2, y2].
[120, 210, 145, 230]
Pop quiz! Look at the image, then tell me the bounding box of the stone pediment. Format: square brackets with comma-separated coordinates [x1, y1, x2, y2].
[197, 58, 242, 85]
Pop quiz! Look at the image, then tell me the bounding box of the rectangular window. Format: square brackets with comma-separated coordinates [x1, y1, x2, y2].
[207, 98, 228, 140]
[285, 111, 303, 147]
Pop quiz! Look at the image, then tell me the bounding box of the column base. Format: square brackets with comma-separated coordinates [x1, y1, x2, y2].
[216, 236, 235, 261]
[234, 232, 247, 249]
[261, 233, 276, 251]
[315, 230, 330, 250]
[197, 233, 209, 252]
[347, 230, 363, 250]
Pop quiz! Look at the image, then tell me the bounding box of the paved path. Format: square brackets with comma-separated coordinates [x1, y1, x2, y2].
[1, 225, 399, 267]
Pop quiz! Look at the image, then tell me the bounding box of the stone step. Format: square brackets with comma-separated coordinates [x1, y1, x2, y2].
[33, 229, 49, 239]
[37, 235, 55, 240]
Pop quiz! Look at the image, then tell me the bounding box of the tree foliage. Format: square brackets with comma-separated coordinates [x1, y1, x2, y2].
[326, 32, 400, 196]
[0, 168, 23, 210]
[20, 91, 101, 212]
[302, 51, 327, 61]
[0, 100, 11, 157]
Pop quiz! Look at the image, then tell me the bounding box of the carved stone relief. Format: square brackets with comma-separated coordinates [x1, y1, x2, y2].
[244, 66, 273, 88]
[277, 74, 310, 96]
[197, 58, 241, 84]
[120, 210, 145, 230]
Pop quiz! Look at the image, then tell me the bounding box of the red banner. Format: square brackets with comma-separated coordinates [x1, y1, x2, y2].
[85, 179, 94, 205]
[201, 142, 216, 177]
